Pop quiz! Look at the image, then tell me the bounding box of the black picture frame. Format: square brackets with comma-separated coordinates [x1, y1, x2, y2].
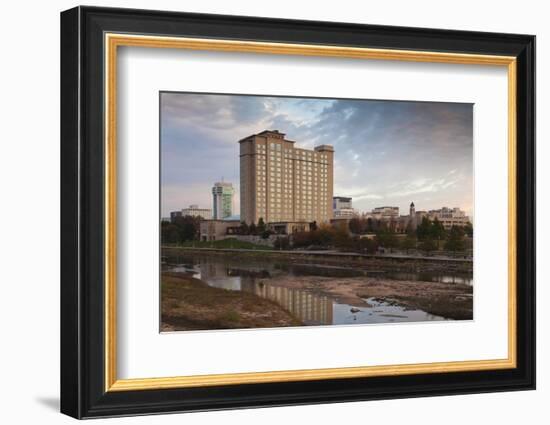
[60, 5, 535, 419]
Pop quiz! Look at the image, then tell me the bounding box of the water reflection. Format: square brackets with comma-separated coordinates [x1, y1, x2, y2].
[170, 261, 334, 325]
[334, 298, 446, 324]
[166, 255, 459, 326]
[242, 278, 333, 325]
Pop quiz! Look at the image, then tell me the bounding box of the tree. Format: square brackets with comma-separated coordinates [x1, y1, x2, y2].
[273, 236, 290, 250]
[464, 222, 473, 238]
[239, 221, 250, 235]
[333, 222, 352, 249]
[257, 217, 266, 234]
[348, 218, 363, 235]
[445, 226, 466, 253]
[376, 229, 399, 253]
[418, 238, 437, 256]
[171, 215, 201, 241]
[249, 222, 257, 235]
[317, 225, 336, 246]
[354, 237, 368, 253]
[366, 218, 374, 233]
[161, 222, 182, 244]
[371, 237, 380, 254]
[292, 231, 313, 248]
[401, 233, 417, 254]
[309, 220, 318, 231]
[431, 217, 446, 241]
[416, 217, 432, 240]
[405, 220, 415, 235]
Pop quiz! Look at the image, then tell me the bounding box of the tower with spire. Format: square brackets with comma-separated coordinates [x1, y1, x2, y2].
[409, 201, 416, 229]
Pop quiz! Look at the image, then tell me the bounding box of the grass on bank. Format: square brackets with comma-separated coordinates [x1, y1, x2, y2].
[177, 238, 273, 250]
[161, 272, 301, 331]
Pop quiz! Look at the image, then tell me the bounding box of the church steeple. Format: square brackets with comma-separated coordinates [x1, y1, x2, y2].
[409, 201, 417, 230]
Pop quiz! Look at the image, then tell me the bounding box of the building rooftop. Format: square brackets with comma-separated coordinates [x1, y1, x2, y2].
[258, 129, 285, 137]
[314, 144, 334, 152]
[238, 129, 291, 143]
[238, 130, 334, 155]
[268, 220, 310, 225]
[202, 218, 241, 223]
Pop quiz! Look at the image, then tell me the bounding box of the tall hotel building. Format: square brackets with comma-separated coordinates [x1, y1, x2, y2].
[239, 130, 334, 225]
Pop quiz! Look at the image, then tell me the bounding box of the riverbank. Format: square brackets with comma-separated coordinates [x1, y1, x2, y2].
[264, 275, 473, 320]
[162, 246, 473, 274]
[161, 272, 302, 331]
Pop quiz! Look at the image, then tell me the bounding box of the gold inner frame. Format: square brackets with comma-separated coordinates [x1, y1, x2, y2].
[104, 33, 517, 392]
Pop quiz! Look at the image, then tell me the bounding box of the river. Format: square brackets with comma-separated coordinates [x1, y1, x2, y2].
[164, 254, 473, 326]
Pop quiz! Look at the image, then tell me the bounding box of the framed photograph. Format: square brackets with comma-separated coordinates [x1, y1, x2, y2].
[60, 6, 535, 419]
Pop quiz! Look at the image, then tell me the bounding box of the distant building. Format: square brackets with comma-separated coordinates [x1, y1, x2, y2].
[333, 196, 357, 218]
[408, 202, 417, 229]
[170, 205, 211, 222]
[409, 202, 416, 218]
[364, 206, 399, 221]
[212, 182, 234, 219]
[373, 206, 399, 217]
[239, 130, 334, 225]
[333, 196, 352, 210]
[406, 202, 470, 230]
[200, 219, 240, 241]
[268, 221, 311, 235]
[169, 211, 182, 222]
[427, 206, 470, 230]
[181, 204, 212, 219]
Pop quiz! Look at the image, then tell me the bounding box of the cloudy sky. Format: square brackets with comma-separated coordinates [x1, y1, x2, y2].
[161, 92, 473, 218]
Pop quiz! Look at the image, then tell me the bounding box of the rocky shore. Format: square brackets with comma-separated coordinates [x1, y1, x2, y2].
[263, 275, 473, 320]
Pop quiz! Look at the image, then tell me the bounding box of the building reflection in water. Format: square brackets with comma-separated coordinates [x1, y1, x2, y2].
[240, 276, 333, 326]
[198, 260, 333, 326]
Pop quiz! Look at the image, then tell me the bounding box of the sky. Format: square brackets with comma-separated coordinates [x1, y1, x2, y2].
[161, 92, 473, 219]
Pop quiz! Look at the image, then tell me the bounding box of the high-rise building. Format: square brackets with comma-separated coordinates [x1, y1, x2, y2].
[239, 130, 334, 225]
[211, 182, 234, 219]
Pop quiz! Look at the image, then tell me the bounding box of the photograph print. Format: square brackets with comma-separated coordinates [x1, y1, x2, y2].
[160, 92, 474, 332]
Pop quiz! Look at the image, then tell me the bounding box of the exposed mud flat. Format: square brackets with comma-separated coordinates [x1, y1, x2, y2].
[263, 275, 473, 320]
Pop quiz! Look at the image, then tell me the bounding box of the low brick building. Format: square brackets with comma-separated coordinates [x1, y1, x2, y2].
[199, 220, 240, 241]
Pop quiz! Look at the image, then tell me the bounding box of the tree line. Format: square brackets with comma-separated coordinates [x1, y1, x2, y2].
[161, 216, 274, 244]
[162, 214, 473, 256]
[161, 215, 201, 244]
[235, 218, 273, 238]
[274, 217, 472, 255]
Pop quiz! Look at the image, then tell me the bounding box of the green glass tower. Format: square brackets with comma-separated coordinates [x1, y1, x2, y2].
[212, 182, 234, 219]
